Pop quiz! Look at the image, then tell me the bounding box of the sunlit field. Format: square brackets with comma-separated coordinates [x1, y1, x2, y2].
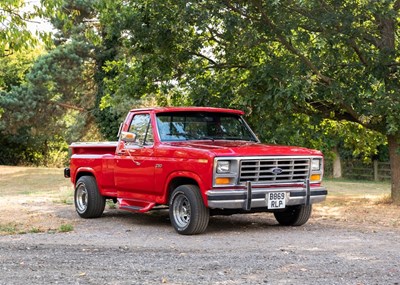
[0, 165, 398, 235]
[0, 166, 72, 197]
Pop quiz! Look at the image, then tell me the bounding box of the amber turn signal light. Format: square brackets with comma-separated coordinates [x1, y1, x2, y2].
[215, 177, 231, 185]
[310, 174, 321, 181]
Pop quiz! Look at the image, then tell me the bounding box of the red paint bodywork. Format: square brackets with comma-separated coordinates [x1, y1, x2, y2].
[68, 107, 324, 211]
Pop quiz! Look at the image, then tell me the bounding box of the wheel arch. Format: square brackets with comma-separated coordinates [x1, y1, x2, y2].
[164, 172, 207, 206]
[74, 168, 96, 185]
[75, 169, 108, 198]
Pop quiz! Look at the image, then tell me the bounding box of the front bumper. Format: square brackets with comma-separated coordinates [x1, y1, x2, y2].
[206, 181, 327, 210]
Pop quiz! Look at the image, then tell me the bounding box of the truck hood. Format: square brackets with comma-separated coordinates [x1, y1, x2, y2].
[166, 141, 322, 157]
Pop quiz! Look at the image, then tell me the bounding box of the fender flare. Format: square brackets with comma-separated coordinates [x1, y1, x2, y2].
[162, 171, 208, 206]
[74, 167, 98, 185]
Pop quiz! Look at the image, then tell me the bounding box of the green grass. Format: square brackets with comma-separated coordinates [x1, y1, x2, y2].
[59, 224, 74, 233]
[0, 223, 75, 235]
[323, 178, 390, 199]
[29, 227, 43, 234]
[0, 166, 75, 235]
[106, 200, 117, 209]
[0, 223, 18, 235]
[0, 166, 72, 197]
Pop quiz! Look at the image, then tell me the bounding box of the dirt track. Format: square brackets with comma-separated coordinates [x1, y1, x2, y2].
[1, 205, 400, 285]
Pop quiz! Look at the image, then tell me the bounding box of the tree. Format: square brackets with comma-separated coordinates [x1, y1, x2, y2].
[0, 0, 35, 56]
[0, 40, 99, 165]
[0, 0, 102, 165]
[40, 0, 129, 140]
[0, 47, 42, 164]
[207, 0, 400, 201]
[97, 0, 399, 202]
[0, 0, 59, 57]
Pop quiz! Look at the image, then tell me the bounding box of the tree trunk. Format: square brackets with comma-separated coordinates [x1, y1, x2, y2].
[332, 146, 342, 178]
[388, 135, 400, 204]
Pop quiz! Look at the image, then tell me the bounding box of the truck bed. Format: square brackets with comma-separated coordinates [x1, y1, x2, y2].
[70, 142, 118, 155]
[69, 142, 118, 198]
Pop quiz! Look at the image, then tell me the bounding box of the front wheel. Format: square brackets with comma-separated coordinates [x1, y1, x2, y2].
[74, 176, 105, 218]
[169, 185, 209, 235]
[274, 205, 312, 226]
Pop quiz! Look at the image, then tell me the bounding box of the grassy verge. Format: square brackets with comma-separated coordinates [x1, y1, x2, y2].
[0, 165, 75, 235]
[313, 179, 400, 228]
[0, 165, 72, 197]
[323, 178, 391, 204]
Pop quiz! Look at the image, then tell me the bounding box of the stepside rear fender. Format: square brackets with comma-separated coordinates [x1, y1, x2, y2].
[70, 154, 116, 197]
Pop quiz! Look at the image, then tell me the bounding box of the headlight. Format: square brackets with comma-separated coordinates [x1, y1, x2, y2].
[311, 159, 321, 171]
[217, 161, 231, 173]
[214, 158, 238, 187]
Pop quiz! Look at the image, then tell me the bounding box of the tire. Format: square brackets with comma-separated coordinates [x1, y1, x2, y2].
[169, 185, 210, 235]
[274, 205, 312, 226]
[74, 176, 106, 218]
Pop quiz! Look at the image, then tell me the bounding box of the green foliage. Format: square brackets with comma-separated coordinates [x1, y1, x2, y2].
[0, 49, 42, 164]
[0, 30, 99, 166]
[0, 0, 93, 166]
[0, 47, 42, 91]
[95, 0, 395, 158]
[0, 0, 65, 56]
[88, 1, 400, 204]
[0, 0, 397, 171]
[0, 0, 37, 56]
[319, 119, 386, 163]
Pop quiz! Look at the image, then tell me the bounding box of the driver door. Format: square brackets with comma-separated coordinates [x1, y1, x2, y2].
[115, 113, 155, 199]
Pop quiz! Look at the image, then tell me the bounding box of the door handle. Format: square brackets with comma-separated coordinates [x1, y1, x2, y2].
[117, 149, 127, 155]
[118, 149, 141, 165]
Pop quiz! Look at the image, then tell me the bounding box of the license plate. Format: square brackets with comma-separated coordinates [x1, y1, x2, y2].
[267, 192, 286, 209]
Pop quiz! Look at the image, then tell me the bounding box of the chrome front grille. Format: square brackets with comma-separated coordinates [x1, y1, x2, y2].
[239, 158, 310, 184]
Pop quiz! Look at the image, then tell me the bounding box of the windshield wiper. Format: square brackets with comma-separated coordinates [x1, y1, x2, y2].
[198, 136, 216, 141]
[166, 133, 197, 140]
[199, 136, 252, 141]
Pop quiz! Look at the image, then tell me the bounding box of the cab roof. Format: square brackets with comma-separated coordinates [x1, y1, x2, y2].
[129, 107, 245, 116]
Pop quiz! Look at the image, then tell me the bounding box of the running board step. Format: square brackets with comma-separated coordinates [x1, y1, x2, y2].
[118, 198, 155, 213]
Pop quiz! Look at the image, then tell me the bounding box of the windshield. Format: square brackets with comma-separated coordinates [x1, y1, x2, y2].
[156, 112, 257, 142]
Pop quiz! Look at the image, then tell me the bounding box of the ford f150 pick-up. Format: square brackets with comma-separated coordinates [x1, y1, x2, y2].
[64, 107, 327, 235]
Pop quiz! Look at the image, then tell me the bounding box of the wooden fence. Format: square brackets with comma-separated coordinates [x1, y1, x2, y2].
[325, 160, 391, 181]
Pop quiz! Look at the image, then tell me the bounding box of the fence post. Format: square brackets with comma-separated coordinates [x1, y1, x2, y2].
[373, 160, 378, 181]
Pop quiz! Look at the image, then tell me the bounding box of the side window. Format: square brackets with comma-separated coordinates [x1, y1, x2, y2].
[128, 114, 154, 145]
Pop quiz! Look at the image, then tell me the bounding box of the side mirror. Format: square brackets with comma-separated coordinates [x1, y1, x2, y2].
[120, 131, 137, 143]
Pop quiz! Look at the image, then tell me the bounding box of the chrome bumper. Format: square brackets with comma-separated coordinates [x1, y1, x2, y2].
[206, 182, 327, 210]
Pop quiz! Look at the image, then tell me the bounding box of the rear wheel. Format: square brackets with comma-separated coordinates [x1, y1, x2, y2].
[169, 185, 209, 235]
[74, 176, 105, 218]
[274, 205, 312, 226]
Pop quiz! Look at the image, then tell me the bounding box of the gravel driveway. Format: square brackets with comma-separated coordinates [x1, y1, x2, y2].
[1, 207, 399, 285]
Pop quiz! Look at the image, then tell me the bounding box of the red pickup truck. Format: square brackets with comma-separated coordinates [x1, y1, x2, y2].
[64, 107, 327, 235]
